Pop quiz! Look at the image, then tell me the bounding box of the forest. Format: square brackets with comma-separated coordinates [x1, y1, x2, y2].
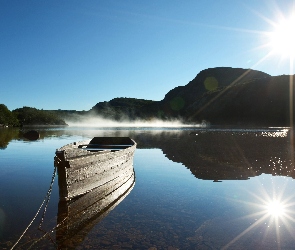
[0, 105, 67, 127]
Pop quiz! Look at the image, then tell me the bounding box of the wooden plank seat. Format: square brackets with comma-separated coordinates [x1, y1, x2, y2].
[78, 144, 131, 150]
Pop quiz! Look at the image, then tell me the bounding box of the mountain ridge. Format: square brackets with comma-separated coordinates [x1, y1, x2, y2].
[64, 67, 295, 126]
[2, 67, 294, 127]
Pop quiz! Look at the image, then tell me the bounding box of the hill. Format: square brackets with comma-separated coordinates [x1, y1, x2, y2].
[90, 98, 155, 121]
[89, 67, 294, 126]
[185, 74, 292, 126]
[13, 107, 67, 126]
[0, 104, 19, 127]
[150, 67, 271, 122]
[3, 67, 294, 127]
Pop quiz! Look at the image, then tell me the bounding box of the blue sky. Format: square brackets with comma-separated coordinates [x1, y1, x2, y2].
[1, 0, 295, 111]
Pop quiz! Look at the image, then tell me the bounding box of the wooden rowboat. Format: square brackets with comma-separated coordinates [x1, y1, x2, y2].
[54, 137, 136, 201]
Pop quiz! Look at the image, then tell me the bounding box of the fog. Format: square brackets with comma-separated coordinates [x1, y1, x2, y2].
[65, 115, 204, 128]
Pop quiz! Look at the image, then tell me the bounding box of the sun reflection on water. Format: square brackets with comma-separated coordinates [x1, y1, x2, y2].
[222, 176, 295, 249]
[266, 200, 286, 217]
[261, 129, 289, 137]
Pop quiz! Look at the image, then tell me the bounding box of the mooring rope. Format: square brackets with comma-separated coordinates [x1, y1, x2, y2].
[10, 165, 57, 250]
[38, 165, 57, 230]
[27, 215, 68, 249]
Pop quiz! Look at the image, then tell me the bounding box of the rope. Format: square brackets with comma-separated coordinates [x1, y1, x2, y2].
[27, 216, 68, 249]
[10, 165, 57, 250]
[38, 165, 57, 229]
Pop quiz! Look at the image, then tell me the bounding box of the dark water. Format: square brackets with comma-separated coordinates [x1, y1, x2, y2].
[1, 127, 295, 249]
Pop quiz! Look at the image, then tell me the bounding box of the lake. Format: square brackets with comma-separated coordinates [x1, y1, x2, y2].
[1, 126, 295, 249]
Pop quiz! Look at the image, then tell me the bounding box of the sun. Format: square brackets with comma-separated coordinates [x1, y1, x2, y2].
[268, 13, 295, 58]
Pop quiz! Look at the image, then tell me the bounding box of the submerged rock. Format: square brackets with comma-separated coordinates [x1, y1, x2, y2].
[23, 130, 40, 141]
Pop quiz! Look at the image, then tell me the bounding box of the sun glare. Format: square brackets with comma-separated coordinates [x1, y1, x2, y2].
[266, 200, 286, 217]
[221, 175, 295, 250]
[269, 13, 295, 57]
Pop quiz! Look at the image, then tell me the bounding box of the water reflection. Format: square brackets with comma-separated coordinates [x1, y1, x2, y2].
[1, 127, 294, 182]
[0, 128, 19, 149]
[98, 127, 293, 181]
[219, 176, 295, 249]
[1, 127, 295, 249]
[56, 170, 135, 249]
[150, 129, 295, 181]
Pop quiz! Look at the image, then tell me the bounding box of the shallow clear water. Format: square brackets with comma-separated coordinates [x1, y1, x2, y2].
[1, 127, 295, 249]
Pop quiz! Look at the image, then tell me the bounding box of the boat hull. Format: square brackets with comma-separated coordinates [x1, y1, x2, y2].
[54, 137, 136, 201]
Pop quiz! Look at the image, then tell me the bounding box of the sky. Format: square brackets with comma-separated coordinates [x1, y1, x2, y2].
[1, 0, 295, 111]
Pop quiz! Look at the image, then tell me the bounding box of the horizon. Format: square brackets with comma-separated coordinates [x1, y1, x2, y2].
[1, 0, 295, 111]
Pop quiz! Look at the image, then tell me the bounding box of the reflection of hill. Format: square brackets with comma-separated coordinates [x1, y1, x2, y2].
[1, 127, 294, 181]
[133, 129, 295, 181]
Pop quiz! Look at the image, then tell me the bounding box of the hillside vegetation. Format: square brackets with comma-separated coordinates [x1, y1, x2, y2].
[0, 105, 67, 126]
[87, 67, 293, 126]
[13, 107, 67, 126]
[2, 67, 295, 127]
[90, 98, 155, 120]
[0, 104, 19, 127]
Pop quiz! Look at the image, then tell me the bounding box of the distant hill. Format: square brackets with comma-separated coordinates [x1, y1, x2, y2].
[90, 98, 155, 121]
[153, 66, 295, 126]
[150, 67, 272, 123]
[0, 104, 19, 127]
[13, 107, 67, 126]
[87, 67, 295, 126]
[185, 74, 292, 126]
[5, 67, 293, 127]
[162, 67, 270, 105]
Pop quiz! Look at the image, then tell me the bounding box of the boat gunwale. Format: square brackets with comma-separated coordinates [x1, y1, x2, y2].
[56, 137, 136, 161]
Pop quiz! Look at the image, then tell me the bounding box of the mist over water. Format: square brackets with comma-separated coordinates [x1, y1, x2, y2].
[65, 115, 203, 128]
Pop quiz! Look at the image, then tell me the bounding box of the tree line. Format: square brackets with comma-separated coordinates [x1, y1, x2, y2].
[0, 104, 67, 127]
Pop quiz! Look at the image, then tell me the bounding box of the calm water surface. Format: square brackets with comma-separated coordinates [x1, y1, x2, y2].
[1, 127, 295, 249]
